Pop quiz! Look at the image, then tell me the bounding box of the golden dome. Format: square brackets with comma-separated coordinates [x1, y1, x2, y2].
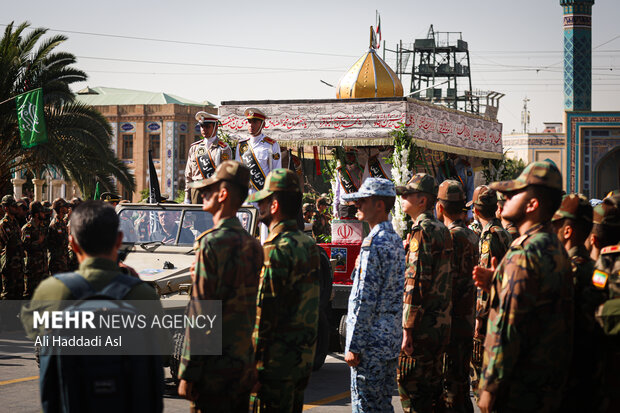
[336, 48, 404, 99]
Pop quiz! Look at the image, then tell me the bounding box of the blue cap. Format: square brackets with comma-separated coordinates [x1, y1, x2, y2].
[342, 178, 396, 201]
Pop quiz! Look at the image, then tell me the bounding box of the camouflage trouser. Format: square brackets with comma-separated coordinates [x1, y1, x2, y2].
[23, 271, 47, 299]
[350, 356, 397, 413]
[469, 336, 484, 401]
[397, 347, 444, 413]
[250, 378, 308, 413]
[441, 338, 474, 413]
[1, 269, 24, 300]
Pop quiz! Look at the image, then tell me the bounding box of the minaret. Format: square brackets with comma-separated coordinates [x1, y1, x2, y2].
[560, 0, 594, 111]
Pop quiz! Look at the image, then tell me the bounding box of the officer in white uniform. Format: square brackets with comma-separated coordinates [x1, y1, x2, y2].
[185, 111, 232, 204]
[235, 107, 281, 241]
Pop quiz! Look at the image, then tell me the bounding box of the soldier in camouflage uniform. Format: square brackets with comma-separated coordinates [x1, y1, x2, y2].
[467, 185, 511, 396]
[342, 178, 405, 413]
[395, 173, 453, 413]
[594, 238, 620, 413]
[178, 161, 264, 412]
[467, 186, 485, 237]
[22, 201, 50, 298]
[247, 169, 320, 413]
[590, 193, 620, 412]
[551, 193, 605, 412]
[48, 198, 70, 275]
[66, 197, 82, 271]
[435, 180, 479, 413]
[311, 196, 331, 240]
[496, 192, 519, 239]
[0, 195, 25, 299]
[473, 161, 573, 413]
[589, 194, 620, 261]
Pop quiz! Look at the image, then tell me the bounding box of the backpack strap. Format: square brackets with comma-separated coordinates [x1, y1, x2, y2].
[54, 272, 94, 300]
[98, 274, 143, 300]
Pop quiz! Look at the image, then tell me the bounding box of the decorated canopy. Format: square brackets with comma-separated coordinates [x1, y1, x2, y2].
[219, 97, 503, 159]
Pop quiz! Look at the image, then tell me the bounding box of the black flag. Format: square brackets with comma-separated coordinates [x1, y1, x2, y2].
[148, 150, 163, 203]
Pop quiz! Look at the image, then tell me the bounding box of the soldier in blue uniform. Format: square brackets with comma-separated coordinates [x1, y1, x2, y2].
[343, 178, 406, 413]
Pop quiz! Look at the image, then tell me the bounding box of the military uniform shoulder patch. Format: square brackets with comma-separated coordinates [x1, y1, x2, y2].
[217, 140, 228, 148]
[592, 269, 609, 289]
[263, 136, 275, 144]
[601, 245, 620, 255]
[410, 237, 419, 252]
[272, 152, 280, 160]
[481, 241, 490, 254]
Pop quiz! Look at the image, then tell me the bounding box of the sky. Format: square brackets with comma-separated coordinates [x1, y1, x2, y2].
[4, 0, 620, 135]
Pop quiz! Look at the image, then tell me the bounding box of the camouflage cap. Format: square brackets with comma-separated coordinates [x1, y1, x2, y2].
[593, 194, 620, 227]
[466, 185, 497, 208]
[552, 193, 593, 223]
[52, 198, 70, 209]
[1, 194, 17, 206]
[489, 160, 563, 193]
[246, 168, 301, 203]
[316, 196, 329, 207]
[16, 199, 28, 210]
[303, 203, 315, 213]
[29, 201, 50, 215]
[496, 191, 506, 206]
[395, 173, 438, 196]
[437, 180, 465, 202]
[342, 177, 396, 201]
[188, 160, 250, 191]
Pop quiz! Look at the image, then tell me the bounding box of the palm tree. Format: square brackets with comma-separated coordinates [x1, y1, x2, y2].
[0, 21, 135, 197]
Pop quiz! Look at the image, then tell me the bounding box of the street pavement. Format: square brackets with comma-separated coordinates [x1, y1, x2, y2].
[0, 329, 479, 412]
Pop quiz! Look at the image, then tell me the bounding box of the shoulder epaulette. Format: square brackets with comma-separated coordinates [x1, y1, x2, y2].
[189, 140, 202, 147]
[512, 233, 528, 247]
[601, 244, 620, 255]
[196, 227, 216, 242]
[361, 233, 375, 248]
[238, 137, 250, 142]
[217, 140, 228, 148]
[263, 136, 276, 144]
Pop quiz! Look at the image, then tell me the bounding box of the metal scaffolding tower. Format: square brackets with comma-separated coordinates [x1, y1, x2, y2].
[384, 25, 501, 116]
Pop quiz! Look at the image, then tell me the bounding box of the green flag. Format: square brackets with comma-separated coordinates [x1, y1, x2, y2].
[94, 182, 101, 200]
[16, 88, 48, 148]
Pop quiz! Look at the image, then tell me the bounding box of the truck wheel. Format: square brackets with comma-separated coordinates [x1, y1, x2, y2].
[313, 310, 329, 371]
[338, 314, 347, 352]
[169, 330, 185, 385]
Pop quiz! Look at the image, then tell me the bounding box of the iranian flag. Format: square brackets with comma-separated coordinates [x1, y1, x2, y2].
[16, 88, 48, 148]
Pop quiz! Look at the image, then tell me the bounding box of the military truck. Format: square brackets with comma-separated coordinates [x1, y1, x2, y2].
[116, 202, 332, 383]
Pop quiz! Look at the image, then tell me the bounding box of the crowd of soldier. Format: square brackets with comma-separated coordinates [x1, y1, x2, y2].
[342, 160, 620, 413]
[0, 196, 85, 301]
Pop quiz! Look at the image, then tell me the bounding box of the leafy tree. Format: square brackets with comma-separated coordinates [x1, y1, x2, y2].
[0, 22, 134, 197]
[481, 153, 527, 184]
